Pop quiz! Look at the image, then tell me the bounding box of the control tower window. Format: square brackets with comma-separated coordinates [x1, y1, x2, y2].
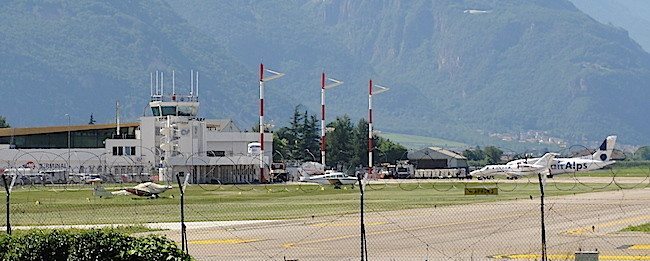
[177, 106, 194, 116]
[161, 106, 176, 116]
[151, 107, 161, 116]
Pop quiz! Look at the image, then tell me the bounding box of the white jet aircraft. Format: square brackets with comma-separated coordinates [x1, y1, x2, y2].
[94, 182, 173, 199]
[507, 135, 617, 177]
[470, 152, 558, 180]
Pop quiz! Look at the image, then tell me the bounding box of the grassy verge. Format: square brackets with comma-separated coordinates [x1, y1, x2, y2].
[8, 225, 163, 236]
[622, 223, 650, 233]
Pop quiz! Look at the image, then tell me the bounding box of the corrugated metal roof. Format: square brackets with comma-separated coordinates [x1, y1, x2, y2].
[428, 147, 467, 159]
[0, 122, 140, 137]
[408, 147, 467, 160]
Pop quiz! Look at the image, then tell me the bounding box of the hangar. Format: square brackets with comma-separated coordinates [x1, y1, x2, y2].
[407, 147, 469, 178]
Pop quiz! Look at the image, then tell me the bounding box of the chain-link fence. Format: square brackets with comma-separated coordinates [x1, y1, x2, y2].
[1, 147, 649, 260]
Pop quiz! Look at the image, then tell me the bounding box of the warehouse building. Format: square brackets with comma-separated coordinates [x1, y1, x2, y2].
[407, 147, 469, 178]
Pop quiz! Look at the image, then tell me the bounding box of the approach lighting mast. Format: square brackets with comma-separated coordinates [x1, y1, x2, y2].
[259, 64, 284, 183]
[368, 80, 389, 178]
[320, 72, 343, 166]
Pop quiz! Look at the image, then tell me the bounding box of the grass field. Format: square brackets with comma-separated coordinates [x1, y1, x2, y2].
[0, 179, 637, 226]
[570, 166, 650, 177]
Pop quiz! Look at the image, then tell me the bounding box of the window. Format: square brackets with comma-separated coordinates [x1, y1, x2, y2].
[151, 107, 161, 116]
[177, 106, 194, 116]
[161, 106, 176, 116]
[115, 146, 137, 156]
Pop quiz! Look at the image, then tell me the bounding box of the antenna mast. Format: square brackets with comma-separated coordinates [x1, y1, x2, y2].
[116, 101, 121, 136]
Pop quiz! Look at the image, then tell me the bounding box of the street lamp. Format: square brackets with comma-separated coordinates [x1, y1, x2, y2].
[259, 64, 284, 183]
[65, 114, 71, 171]
[320, 72, 343, 167]
[305, 149, 316, 162]
[368, 80, 389, 178]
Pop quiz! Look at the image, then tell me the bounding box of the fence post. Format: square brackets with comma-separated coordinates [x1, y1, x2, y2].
[176, 172, 188, 253]
[538, 172, 547, 261]
[1, 174, 10, 235]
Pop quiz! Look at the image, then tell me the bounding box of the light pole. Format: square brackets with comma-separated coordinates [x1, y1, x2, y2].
[305, 149, 316, 162]
[320, 72, 343, 167]
[65, 114, 71, 172]
[259, 64, 284, 183]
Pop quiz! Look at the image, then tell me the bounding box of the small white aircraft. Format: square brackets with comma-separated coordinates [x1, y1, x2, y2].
[507, 135, 617, 177]
[470, 152, 557, 180]
[464, 9, 491, 14]
[299, 170, 358, 188]
[94, 182, 173, 199]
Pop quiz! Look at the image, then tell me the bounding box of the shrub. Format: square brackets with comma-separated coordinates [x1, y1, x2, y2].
[0, 229, 191, 261]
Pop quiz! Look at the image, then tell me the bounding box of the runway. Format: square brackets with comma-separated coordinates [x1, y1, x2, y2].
[158, 187, 649, 260]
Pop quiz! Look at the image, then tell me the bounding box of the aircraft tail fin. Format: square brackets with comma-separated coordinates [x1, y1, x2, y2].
[592, 135, 617, 161]
[534, 153, 558, 168]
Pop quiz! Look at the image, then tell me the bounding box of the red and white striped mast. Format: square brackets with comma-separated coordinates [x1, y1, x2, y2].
[320, 72, 343, 166]
[259, 63, 284, 183]
[368, 80, 389, 178]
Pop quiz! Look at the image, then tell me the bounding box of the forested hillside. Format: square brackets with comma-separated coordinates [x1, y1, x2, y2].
[2, 0, 649, 146]
[170, 0, 650, 145]
[0, 1, 291, 127]
[570, 0, 650, 52]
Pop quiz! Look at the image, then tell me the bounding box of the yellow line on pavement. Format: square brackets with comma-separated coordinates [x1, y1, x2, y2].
[565, 215, 650, 235]
[310, 221, 387, 227]
[492, 253, 650, 260]
[189, 238, 261, 245]
[629, 245, 650, 250]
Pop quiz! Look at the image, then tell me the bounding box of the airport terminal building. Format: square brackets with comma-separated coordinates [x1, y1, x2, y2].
[0, 80, 272, 184]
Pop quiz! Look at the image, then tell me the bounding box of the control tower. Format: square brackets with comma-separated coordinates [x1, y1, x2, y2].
[148, 70, 201, 181]
[149, 70, 199, 119]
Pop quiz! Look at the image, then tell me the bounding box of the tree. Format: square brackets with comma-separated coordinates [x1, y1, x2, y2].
[634, 146, 650, 160]
[273, 128, 290, 162]
[88, 114, 96, 125]
[286, 105, 305, 160]
[377, 137, 407, 164]
[301, 112, 321, 162]
[0, 116, 8, 128]
[326, 115, 354, 169]
[483, 146, 504, 164]
[462, 146, 485, 161]
[351, 119, 369, 168]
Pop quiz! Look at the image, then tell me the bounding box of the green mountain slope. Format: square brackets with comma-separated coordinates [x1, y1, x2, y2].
[0, 1, 286, 127]
[570, 0, 650, 52]
[2, 0, 649, 146]
[170, 0, 650, 145]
